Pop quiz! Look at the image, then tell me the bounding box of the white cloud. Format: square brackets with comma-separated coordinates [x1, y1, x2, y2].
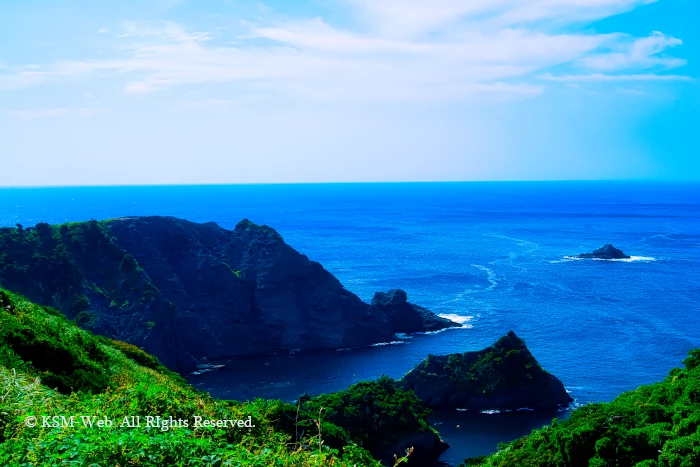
[0, 0, 690, 103]
[11, 107, 108, 120]
[342, 0, 657, 38]
[0, 72, 46, 91]
[579, 31, 686, 71]
[618, 88, 645, 95]
[98, 28, 109, 34]
[540, 72, 694, 81]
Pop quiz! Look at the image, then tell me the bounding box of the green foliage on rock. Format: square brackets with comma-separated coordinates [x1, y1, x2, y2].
[0, 220, 160, 327]
[399, 331, 572, 411]
[270, 375, 438, 461]
[460, 351, 700, 467]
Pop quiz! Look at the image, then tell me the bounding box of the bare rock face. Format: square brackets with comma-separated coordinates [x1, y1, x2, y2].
[106, 217, 396, 369]
[573, 244, 630, 259]
[397, 331, 573, 411]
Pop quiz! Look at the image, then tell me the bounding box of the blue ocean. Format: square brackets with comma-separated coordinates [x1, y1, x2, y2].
[2, 181, 699, 464]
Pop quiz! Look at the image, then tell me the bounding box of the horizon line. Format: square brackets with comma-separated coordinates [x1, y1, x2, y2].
[2, 179, 699, 189]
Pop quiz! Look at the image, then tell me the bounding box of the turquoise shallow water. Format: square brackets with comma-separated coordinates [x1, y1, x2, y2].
[2, 181, 699, 463]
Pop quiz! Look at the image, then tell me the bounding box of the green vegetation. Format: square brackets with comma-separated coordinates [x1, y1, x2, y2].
[461, 351, 700, 467]
[0, 220, 160, 325]
[222, 262, 242, 278]
[270, 376, 438, 461]
[0, 288, 419, 466]
[236, 218, 284, 241]
[438, 333, 546, 394]
[401, 331, 571, 412]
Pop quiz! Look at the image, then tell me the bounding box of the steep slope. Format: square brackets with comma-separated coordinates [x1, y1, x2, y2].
[398, 331, 573, 411]
[106, 216, 394, 366]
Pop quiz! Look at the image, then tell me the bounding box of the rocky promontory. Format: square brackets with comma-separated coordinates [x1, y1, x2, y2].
[397, 331, 573, 411]
[572, 244, 630, 260]
[371, 289, 458, 333]
[0, 217, 456, 371]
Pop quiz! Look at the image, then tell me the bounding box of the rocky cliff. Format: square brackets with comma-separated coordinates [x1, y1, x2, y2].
[0, 217, 453, 370]
[398, 331, 573, 411]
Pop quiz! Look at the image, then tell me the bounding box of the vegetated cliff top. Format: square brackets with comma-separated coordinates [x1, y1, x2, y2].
[399, 331, 573, 411]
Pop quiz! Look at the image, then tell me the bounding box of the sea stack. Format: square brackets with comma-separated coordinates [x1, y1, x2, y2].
[397, 331, 573, 411]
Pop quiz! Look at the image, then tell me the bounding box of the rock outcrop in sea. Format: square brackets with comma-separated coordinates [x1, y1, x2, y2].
[573, 244, 630, 259]
[397, 331, 573, 411]
[370, 289, 457, 333]
[0, 216, 455, 371]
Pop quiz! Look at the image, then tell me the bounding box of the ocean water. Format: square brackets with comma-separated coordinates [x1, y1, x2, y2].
[2, 181, 699, 463]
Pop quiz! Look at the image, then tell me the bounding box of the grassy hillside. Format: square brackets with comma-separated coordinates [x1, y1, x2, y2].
[460, 350, 700, 467]
[0, 288, 387, 467]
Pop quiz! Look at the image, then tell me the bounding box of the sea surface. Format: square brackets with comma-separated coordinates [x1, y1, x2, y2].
[2, 181, 699, 464]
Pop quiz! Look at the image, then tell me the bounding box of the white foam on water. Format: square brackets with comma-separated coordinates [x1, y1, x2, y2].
[472, 264, 498, 291]
[552, 256, 656, 263]
[416, 324, 473, 335]
[550, 256, 584, 264]
[604, 256, 656, 262]
[370, 341, 405, 347]
[335, 348, 352, 352]
[516, 407, 535, 412]
[480, 409, 501, 415]
[438, 314, 474, 325]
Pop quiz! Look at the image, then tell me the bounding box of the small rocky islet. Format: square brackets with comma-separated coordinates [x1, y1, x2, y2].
[572, 244, 630, 259]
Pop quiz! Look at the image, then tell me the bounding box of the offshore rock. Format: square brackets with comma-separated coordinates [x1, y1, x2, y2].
[398, 331, 573, 411]
[371, 289, 458, 333]
[573, 244, 630, 259]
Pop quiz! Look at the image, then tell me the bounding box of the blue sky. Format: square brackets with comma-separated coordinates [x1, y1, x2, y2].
[0, 0, 697, 185]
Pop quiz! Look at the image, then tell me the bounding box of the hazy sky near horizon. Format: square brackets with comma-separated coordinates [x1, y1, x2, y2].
[0, 0, 698, 186]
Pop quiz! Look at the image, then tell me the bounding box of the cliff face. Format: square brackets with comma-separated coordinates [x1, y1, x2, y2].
[398, 331, 573, 411]
[106, 216, 395, 368]
[0, 217, 450, 370]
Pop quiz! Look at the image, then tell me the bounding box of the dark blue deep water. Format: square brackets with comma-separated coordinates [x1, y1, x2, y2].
[2, 182, 699, 463]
